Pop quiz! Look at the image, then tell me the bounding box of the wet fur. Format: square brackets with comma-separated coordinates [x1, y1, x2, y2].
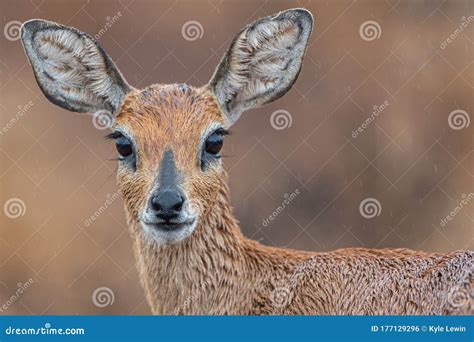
[116, 86, 473, 315]
[21, 10, 473, 315]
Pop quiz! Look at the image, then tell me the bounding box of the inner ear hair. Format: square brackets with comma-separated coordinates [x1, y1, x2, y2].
[21, 19, 132, 114]
[209, 8, 313, 125]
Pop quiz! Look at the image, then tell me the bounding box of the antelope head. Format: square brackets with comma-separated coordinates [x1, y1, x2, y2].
[21, 9, 313, 245]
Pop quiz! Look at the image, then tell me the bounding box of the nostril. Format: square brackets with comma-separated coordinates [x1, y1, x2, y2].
[150, 191, 185, 219]
[151, 196, 162, 211]
[173, 196, 184, 212]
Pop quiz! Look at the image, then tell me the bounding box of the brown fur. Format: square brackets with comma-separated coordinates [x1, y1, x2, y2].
[115, 85, 473, 315]
[20, 13, 473, 316]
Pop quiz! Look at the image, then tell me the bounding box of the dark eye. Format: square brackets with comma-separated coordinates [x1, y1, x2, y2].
[116, 136, 133, 158]
[205, 132, 224, 156]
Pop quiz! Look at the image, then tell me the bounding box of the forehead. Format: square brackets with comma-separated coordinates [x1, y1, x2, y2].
[114, 84, 225, 142]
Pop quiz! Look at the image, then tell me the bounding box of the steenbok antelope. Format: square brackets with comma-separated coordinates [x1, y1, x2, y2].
[21, 9, 473, 315]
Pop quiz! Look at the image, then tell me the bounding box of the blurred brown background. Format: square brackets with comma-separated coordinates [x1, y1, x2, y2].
[0, 0, 473, 314]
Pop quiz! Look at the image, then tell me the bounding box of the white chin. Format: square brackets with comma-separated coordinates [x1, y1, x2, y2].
[141, 221, 197, 245]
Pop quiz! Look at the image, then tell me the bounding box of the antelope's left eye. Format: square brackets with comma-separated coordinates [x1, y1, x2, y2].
[205, 132, 224, 156]
[116, 136, 133, 158]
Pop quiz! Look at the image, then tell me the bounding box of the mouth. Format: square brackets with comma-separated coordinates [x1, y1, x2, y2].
[141, 218, 196, 232]
[139, 209, 199, 244]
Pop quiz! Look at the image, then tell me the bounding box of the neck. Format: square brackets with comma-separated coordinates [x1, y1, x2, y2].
[128, 176, 283, 314]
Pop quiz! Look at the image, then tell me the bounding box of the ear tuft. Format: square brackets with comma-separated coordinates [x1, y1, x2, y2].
[209, 9, 313, 125]
[21, 19, 131, 114]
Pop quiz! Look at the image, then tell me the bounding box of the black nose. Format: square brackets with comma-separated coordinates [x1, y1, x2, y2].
[150, 189, 184, 222]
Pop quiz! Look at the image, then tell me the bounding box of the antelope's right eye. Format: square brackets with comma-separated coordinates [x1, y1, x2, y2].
[116, 136, 133, 158]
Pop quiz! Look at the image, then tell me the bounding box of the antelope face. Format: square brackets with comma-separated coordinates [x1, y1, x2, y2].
[20, 9, 313, 244]
[111, 85, 228, 244]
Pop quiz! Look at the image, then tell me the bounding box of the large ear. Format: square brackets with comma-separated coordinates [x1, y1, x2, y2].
[21, 19, 132, 114]
[209, 9, 313, 125]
